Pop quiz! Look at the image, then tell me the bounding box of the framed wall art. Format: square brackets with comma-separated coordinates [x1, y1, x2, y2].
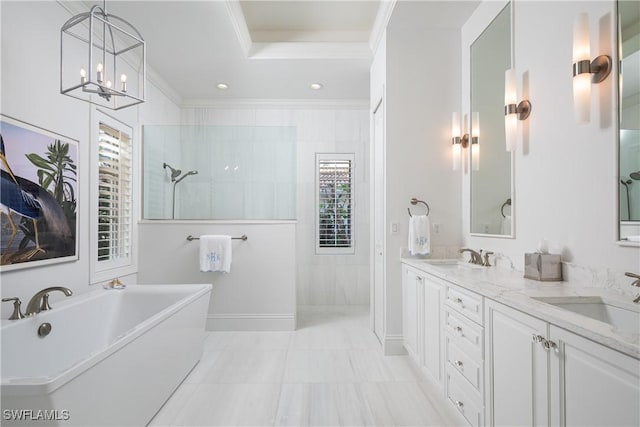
[0, 114, 79, 271]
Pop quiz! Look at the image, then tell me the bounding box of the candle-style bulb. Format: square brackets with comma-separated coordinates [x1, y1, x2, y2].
[80, 68, 87, 84]
[106, 80, 112, 89]
[120, 74, 128, 92]
[96, 63, 104, 83]
[120, 74, 127, 83]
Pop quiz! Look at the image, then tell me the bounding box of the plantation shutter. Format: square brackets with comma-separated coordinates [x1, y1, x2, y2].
[316, 154, 354, 254]
[97, 123, 132, 262]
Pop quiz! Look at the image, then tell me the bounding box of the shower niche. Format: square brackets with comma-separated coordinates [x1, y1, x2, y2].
[142, 125, 296, 220]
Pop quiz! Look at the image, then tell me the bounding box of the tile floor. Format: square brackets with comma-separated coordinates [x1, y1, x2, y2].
[149, 305, 463, 427]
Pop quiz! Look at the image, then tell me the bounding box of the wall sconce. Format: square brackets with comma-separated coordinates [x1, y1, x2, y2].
[504, 68, 531, 152]
[572, 12, 612, 124]
[451, 112, 469, 171]
[471, 112, 480, 171]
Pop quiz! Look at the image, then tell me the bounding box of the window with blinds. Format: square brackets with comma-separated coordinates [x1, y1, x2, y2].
[316, 153, 354, 254]
[97, 122, 132, 263]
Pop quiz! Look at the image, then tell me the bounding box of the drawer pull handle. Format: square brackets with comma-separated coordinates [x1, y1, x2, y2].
[532, 334, 544, 343]
[454, 297, 463, 304]
[454, 360, 463, 368]
[454, 400, 464, 408]
[455, 326, 463, 333]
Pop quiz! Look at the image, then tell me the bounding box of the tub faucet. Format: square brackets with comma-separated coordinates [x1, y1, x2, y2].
[25, 286, 73, 316]
[625, 272, 640, 303]
[459, 248, 482, 265]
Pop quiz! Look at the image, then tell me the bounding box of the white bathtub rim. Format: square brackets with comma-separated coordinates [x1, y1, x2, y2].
[1, 284, 212, 396]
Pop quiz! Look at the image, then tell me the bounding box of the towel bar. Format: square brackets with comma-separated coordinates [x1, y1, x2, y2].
[187, 235, 248, 241]
[407, 198, 430, 217]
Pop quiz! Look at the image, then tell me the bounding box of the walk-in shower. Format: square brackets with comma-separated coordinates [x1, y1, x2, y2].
[143, 125, 296, 220]
[163, 162, 198, 219]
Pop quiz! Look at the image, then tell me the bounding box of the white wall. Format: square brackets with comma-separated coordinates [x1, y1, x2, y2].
[0, 1, 180, 319]
[462, 0, 639, 295]
[371, 3, 464, 349]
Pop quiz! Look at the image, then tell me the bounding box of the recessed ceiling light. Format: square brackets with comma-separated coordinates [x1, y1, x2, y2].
[217, 83, 229, 90]
[310, 83, 323, 90]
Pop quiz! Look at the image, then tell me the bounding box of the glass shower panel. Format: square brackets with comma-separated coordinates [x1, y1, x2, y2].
[143, 125, 296, 220]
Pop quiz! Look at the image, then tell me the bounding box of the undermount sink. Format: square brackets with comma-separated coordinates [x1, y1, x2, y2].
[532, 296, 640, 335]
[421, 259, 485, 270]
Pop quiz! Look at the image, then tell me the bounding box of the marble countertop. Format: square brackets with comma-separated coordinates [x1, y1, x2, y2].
[401, 258, 640, 359]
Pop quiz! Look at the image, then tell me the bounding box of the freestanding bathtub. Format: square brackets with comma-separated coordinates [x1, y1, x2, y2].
[1, 284, 212, 426]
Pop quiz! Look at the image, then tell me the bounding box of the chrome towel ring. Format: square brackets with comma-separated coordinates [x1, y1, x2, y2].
[407, 198, 430, 217]
[501, 198, 512, 218]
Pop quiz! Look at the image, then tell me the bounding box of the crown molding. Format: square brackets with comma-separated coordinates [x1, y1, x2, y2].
[369, 0, 397, 53]
[181, 98, 369, 110]
[225, 0, 253, 57]
[249, 42, 371, 60]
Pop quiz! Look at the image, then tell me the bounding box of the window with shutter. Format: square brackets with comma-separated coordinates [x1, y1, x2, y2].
[97, 122, 132, 264]
[316, 153, 354, 254]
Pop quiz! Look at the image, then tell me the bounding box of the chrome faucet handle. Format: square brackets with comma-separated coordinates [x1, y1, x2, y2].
[40, 294, 52, 311]
[625, 272, 640, 287]
[483, 251, 494, 267]
[2, 297, 25, 320]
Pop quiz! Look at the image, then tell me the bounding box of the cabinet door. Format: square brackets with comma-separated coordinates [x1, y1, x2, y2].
[422, 276, 443, 388]
[402, 266, 421, 361]
[549, 325, 640, 427]
[485, 300, 548, 427]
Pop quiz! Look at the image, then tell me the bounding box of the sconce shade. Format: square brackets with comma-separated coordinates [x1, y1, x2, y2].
[504, 69, 517, 152]
[451, 112, 461, 170]
[60, 4, 145, 110]
[573, 13, 591, 123]
[452, 141, 462, 171]
[472, 112, 480, 170]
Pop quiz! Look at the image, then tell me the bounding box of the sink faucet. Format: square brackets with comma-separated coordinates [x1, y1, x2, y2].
[625, 273, 640, 303]
[25, 286, 73, 316]
[459, 248, 482, 265]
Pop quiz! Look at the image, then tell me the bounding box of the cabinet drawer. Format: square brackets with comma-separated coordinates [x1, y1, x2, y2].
[447, 368, 483, 427]
[446, 285, 483, 324]
[444, 308, 483, 357]
[446, 336, 482, 392]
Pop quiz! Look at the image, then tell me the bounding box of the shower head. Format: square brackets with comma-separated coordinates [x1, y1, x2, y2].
[174, 170, 198, 184]
[630, 171, 640, 180]
[163, 163, 182, 181]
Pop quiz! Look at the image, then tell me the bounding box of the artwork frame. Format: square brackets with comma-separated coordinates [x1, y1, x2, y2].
[0, 114, 79, 271]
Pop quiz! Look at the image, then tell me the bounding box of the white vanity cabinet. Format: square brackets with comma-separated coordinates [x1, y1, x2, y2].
[484, 299, 549, 426]
[444, 283, 485, 427]
[485, 299, 640, 427]
[401, 264, 445, 389]
[402, 265, 421, 361]
[549, 325, 640, 427]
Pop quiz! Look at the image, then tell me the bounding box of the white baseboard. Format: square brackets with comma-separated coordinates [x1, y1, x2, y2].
[383, 334, 407, 356]
[206, 313, 296, 331]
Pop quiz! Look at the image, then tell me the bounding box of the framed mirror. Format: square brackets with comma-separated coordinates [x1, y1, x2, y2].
[618, 0, 640, 244]
[470, 3, 513, 237]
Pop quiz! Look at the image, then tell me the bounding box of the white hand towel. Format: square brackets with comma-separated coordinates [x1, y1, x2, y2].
[500, 215, 512, 235]
[408, 214, 431, 255]
[199, 235, 232, 272]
